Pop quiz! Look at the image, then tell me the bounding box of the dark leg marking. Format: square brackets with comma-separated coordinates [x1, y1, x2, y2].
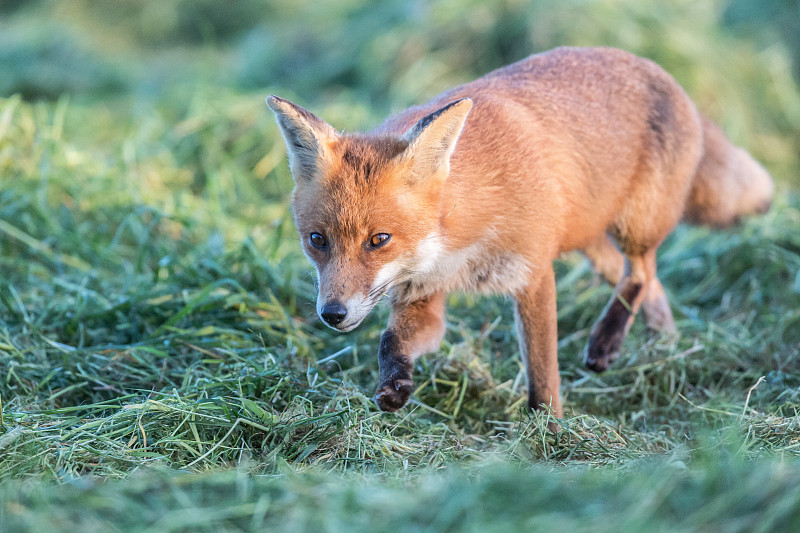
[374, 330, 414, 412]
[584, 281, 643, 372]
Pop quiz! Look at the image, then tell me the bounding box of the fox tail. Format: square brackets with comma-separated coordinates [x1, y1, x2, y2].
[683, 116, 774, 228]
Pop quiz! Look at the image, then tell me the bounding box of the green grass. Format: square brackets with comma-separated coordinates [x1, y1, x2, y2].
[1, 88, 799, 530]
[1, 1, 800, 530]
[4, 455, 800, 532]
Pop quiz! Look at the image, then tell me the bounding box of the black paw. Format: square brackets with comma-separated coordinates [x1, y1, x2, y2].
[374, 375, 414, 412]
[584, 289, 637, 372]
[583, 340, 619, 373]
[375, 329, 414, 411]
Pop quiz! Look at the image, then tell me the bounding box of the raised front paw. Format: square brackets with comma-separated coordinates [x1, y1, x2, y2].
[374, 374, 414, 412]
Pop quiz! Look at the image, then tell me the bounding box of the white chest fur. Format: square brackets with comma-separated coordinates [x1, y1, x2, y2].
[392, 232, 532, 303]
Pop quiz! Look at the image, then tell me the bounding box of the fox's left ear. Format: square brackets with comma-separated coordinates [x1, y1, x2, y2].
[399, 98, 472, 184]
[266, 95, 339, 183]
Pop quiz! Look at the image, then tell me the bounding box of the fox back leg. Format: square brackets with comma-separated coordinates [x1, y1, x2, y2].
[582, 235, 676, 333]
[584, 249, 665, 372]
[581, 79, 704, 372]
[374, 292, 446, 411]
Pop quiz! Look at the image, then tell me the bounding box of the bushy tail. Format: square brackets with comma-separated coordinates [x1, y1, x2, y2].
[683, 116, 774, 228]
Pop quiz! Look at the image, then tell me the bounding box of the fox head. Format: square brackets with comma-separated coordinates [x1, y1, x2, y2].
[267, 95, 472, 331]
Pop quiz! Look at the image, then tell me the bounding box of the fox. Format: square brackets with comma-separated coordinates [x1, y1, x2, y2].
[266, 46, 773, 419]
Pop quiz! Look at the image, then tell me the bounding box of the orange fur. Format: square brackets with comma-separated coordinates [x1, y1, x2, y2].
[267, 47, 773, 417]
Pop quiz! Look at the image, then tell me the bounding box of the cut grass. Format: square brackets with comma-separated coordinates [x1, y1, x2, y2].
[1, 93, 799, 482]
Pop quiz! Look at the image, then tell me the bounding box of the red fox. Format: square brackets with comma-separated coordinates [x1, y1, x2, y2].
[267, 47, 773, 418]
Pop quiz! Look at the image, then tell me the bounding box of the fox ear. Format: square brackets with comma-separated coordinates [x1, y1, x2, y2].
[399, 98, 472, 184]
[266, 95, 339, 182]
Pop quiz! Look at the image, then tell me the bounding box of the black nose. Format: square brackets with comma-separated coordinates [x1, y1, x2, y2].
[320, 302, 347, 326]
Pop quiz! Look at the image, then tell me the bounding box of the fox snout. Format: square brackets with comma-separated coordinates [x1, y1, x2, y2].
[319, 301, 347, 327]
[316, 291, 376, 332]
[314, 253, 407, 332]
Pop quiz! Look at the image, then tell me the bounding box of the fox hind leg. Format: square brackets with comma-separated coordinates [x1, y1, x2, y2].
[374, 292, 446, 412]
[584, 249, 665, 372]
[582, 234, 625, 286]
[582, 235, 675, 335]
[641, 277, 675, 333]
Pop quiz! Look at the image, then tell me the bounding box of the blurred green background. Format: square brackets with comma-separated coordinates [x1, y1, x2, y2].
[2, 0, 799, 167]
[2, 0, 798, 264]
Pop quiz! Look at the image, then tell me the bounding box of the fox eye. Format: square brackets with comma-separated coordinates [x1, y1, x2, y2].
[309, 232, 328, 249]
[369, 233, 391, 248]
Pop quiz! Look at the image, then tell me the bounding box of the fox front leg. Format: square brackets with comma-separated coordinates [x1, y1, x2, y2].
[374, 330, 415, 411]
[374, 292, 446, 412]
[513, 266, 563, 417]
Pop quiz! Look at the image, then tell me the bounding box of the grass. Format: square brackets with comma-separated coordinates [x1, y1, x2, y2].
[1, 0, 800, 530]
[4, 455, 800, 532]
[1, 90, 799, 529]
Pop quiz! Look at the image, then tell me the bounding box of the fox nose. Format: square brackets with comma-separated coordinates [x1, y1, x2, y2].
[320, 302, 347, 327]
